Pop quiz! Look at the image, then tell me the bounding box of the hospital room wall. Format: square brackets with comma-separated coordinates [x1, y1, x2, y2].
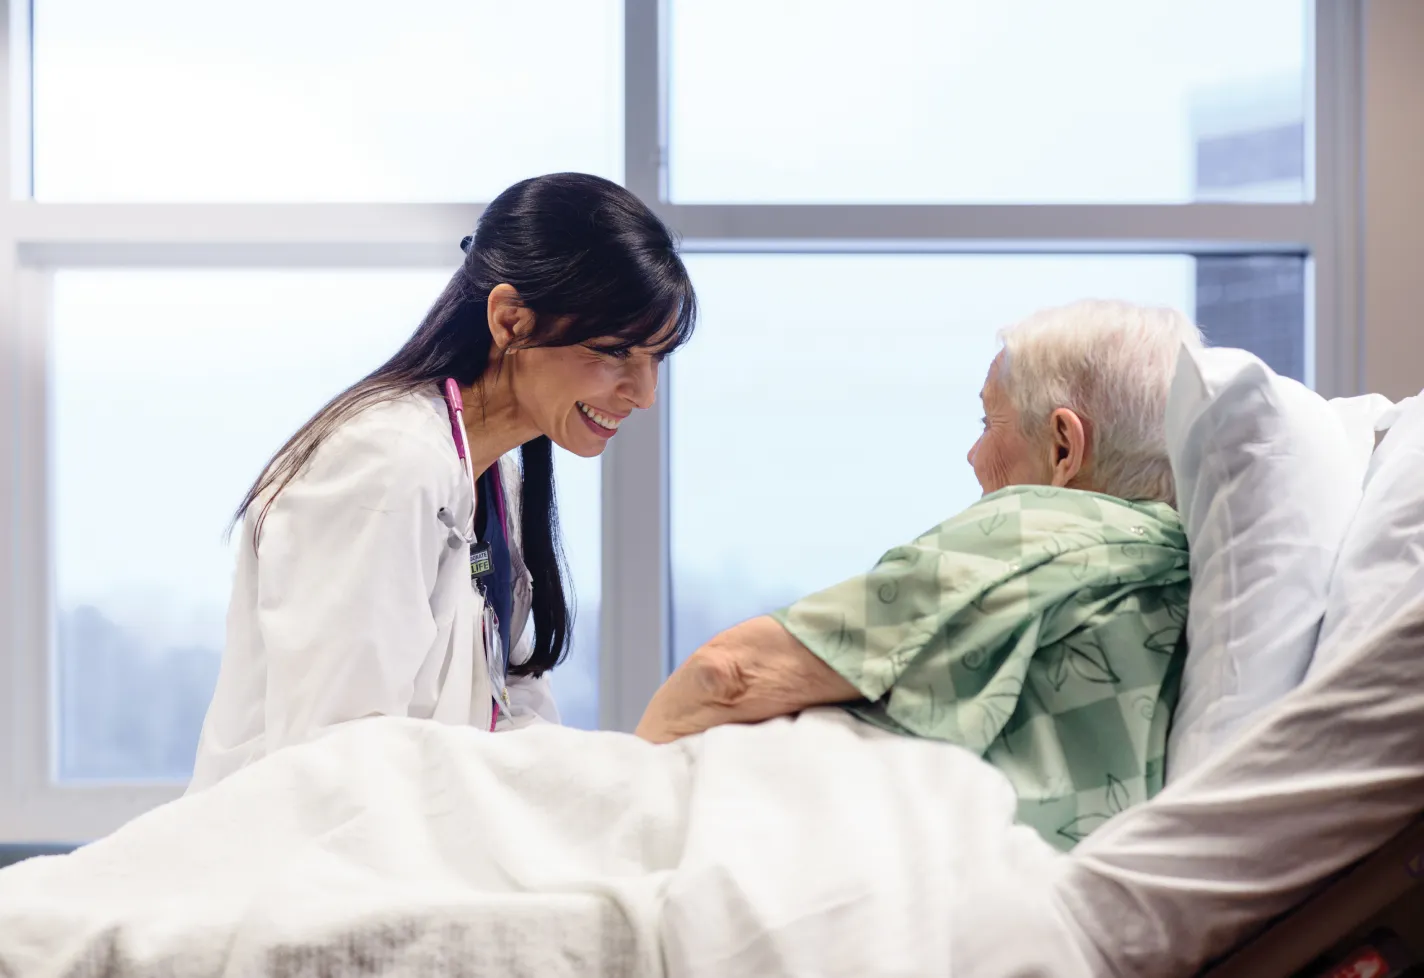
[1361, 0, 1424, 402]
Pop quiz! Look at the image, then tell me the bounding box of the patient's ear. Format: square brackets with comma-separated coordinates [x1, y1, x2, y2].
[1046, 408, 1088, 489]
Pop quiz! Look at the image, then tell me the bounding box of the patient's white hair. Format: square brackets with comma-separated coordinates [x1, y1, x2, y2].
[997, 299, 1204, 505]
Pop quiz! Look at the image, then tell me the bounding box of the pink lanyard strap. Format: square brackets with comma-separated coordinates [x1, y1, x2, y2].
[445, 379, 509, 732]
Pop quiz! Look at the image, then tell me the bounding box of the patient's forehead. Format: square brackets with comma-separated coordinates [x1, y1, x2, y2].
[981, 352, 1008, 404]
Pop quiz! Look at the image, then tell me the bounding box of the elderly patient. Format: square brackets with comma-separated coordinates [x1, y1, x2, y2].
[638, 299, 1203, 850]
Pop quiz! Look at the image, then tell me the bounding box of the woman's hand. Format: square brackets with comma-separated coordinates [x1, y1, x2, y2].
[634, 615, 861, 743]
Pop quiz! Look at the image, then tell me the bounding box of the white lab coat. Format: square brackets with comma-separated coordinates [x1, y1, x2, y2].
[189, 391, 559, 793]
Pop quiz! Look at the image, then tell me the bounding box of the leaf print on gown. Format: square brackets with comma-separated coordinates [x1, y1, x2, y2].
[771, 484, 1191, 852]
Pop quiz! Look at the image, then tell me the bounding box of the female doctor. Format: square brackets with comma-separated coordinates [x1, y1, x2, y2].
[188, 173, 698, 792]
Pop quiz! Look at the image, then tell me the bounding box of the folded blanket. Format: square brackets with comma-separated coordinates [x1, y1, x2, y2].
[772, 485, 1191, 850]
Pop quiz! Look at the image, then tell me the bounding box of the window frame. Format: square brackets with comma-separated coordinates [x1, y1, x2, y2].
[0, 0, 1363, 841]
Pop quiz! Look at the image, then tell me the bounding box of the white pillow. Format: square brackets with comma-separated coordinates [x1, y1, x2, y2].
[1309, 388, 1424, 678]
[1164, 345, 1365, 780]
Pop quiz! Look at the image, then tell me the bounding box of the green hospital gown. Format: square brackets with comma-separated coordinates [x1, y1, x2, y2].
[769, 485, 1190, 851]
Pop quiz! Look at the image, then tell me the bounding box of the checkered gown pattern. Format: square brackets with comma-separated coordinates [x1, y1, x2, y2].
[771, 485, 1190, 851]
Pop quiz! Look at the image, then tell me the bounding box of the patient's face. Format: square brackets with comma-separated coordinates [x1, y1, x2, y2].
[967, 354, 1049, 495]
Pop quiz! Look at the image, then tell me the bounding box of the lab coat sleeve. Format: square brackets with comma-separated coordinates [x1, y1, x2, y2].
[254, 422, 449, 750]
[498, 634, 562, 729]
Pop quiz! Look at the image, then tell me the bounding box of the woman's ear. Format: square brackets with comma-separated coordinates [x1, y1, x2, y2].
[487, 283, 535, 352]
[1046, 407, 1088, 488]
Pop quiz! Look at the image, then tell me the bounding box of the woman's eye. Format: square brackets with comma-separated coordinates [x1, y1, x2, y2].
[586, 345, 631, 360]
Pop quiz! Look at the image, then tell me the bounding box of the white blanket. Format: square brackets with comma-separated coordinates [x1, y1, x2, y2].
[0, 709, 1087, 978]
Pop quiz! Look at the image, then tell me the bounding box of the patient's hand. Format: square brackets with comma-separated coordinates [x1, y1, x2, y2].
[635, 616, 860, 743]
[634, 647, 744, 743]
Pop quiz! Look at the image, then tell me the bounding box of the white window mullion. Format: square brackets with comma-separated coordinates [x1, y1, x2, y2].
[0, 0, 28, 838]
[661, 203, 1319, 253]
[10, 201, 1323, 262]
[4, 0, 30, 200]
[0, 249, 24, 840]
[9, 202, 486, 266]
[1307, 0, 1364, 399]
[4, 264, 49, 841]
[621, 0, 663, 204]
[599, 0, 671, 732]
[598, 375, 670, 733]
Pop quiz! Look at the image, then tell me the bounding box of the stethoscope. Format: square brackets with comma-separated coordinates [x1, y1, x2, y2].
[437, 378, 511, 723]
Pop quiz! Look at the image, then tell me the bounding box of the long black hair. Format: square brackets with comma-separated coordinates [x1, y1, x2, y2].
[234, 173, 698, 677]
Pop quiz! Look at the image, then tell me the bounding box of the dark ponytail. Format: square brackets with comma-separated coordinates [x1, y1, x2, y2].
[233, 172, 697, 677]
[516, 436, 567, 674]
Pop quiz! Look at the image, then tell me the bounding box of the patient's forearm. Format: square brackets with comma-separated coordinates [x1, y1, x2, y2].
[635, 615, 861, 743]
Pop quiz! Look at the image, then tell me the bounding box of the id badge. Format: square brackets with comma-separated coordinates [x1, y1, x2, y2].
[481, 600, 510, 711]
[470, 541, 494, 580]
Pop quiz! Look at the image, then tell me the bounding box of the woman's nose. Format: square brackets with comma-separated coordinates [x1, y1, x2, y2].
[624, 357, 659, 410]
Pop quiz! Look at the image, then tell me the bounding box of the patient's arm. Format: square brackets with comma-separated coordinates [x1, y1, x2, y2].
[634, 615, 861, 743]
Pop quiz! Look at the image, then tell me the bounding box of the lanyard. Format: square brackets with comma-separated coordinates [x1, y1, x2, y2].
[441, 379, 510, 722]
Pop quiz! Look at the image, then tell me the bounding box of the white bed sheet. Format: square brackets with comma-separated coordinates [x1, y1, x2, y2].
[4, 590, 1419, 978]
[0, 707, 1087, 978]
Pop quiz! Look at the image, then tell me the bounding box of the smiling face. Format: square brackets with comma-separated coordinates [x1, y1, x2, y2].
[480, 283, 677, 459]
[504, 341, 662, 457]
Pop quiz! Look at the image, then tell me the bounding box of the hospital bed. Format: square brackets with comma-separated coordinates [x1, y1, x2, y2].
[9, 811, 1423, 973]
[1048, 557, 1424, 978]
[1, 596, 1421, 978]
[1205, 818, 1424, 976]
[5, 801, 1421, 974]
[1057, 360, 1424, 977]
